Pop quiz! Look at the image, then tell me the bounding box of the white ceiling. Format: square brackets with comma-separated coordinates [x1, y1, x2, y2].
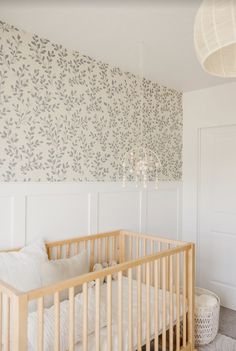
[1, 0, 235, 92]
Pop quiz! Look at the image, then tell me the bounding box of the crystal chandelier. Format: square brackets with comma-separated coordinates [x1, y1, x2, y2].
[122, 146, 161, 189]
[121, 43, 161, 189]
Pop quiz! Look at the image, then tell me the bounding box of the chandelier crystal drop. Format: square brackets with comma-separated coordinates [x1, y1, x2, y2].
[121, 42, 162, 189]
[122, 146, 161, 189]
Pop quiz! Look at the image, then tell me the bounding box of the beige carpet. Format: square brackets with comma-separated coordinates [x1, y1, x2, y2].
[198, 307, 236, 351]
[198, 334, 236, 351]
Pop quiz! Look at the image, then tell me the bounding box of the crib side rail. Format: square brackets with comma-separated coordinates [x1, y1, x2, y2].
[23, 243, 195, 351]
[28, 244, 191, 299]
[119, 231, 188, 292]
[121, 230, 188, 246]
[119, 230, 186, 266]
[46, 230, 121, 268]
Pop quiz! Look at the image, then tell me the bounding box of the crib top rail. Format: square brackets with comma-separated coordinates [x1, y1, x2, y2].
[0, 229, 191, 300]
[0, 279, 22, 297]
[46, 229, 120, 249]
[121, 230, 187, 246]
[0, 229, 185, 256]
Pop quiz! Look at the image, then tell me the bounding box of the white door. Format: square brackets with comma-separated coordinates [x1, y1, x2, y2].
[199, 125, 236, 310]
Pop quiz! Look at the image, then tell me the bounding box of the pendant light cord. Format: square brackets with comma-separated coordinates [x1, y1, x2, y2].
[139, 42, 144, 148]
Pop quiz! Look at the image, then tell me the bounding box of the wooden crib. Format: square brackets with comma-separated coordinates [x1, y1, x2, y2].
[0, 230, 195, 351]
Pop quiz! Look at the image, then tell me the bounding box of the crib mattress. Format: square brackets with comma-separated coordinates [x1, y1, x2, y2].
[74, 276, 184, 351]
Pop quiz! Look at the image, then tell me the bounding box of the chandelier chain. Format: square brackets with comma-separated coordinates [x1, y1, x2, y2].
[121, 41, 162, 189]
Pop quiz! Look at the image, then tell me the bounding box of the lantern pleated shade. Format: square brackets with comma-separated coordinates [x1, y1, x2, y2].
[194, 0, 236, 77]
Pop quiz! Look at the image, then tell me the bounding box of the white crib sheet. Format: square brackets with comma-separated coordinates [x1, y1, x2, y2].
[74, 276, 185, 351]
[27, 276, 184, 351]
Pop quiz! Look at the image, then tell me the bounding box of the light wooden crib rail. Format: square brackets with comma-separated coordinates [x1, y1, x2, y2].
[0, 230, 195, 351]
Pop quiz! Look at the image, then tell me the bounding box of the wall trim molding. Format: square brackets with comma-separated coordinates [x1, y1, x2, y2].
[0, 181, 182, 249]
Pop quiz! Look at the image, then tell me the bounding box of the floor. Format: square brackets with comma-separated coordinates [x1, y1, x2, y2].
[198, 307, 236, 351]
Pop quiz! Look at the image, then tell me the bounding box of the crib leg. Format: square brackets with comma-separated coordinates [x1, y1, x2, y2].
[13, 294, 28, 351]
[187, 244, 195, 350]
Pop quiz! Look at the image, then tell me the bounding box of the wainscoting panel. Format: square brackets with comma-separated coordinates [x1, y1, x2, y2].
[146, 185, 181, 240]
[26, 193, 90, 243]
[97, 190, 141, 233]
[0, 182, 181, 249]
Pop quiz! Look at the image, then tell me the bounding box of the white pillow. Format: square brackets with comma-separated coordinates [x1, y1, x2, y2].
[0, 240, 48, 348]
[40, 250, 89, 308]
[0, 239, 48, 293]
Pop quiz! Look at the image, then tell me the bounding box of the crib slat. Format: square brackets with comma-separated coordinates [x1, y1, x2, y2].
[0, 292, 2, 349]
[187, 245, 195, 348]
[112, 236, 116, 261]
[137, 265, 142, 351]
[150, 240, 154, 285]
[143, 239, 146, 282]
[48, 247, 52, 260]
[151, 240, 154, 254]
[143, 239, 147, 255]
[83, 283, 88, 351]
[5, 296, 10, 351]
[166, 243, 170, 290]
[95, 279, 100, 351]
[154, 259, 159, 351]
[129, 236, 132, 260]
[38, 297, 44, 351]
[119, 234, 125, 263]
[162, 257, 166, 351]
[98, 239, 102, 263]
[136, 237, 139, 259]
[128, 268, 133, 351]
[159, 243, 162, 289]
[169, 255, 174, 351]
[106, 237, 109, 262]
[57, 246, 61, 260]
[66, 244, 70, 258]
[54, 292, 60, 351]
[176, 254, 180, 351]
[183, 251, 187, 347]
[146, 263, 150, 351]
[107, 274, 112, 350]
[90, 240, 94, 270]
[69, 287, 75, 351]
[118, 271, 123, 351]
[75, 242, 79, 255]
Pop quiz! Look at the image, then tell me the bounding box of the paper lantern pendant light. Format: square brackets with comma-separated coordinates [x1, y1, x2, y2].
[194, 0, 236, 77]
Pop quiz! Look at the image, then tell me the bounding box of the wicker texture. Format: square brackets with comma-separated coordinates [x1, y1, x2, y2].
[194, 0, 236, 77]
[195, 288, 220, 346]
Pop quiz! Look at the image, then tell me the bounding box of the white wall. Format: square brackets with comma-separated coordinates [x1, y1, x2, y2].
[183, 82, 236, 280]
[0, 182, 181, 249]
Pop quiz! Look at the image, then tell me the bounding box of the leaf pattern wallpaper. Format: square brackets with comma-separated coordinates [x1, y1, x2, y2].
[0, 21, 182, 182]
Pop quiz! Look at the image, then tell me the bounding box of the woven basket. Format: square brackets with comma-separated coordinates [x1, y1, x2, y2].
[194, 287, 220, 346]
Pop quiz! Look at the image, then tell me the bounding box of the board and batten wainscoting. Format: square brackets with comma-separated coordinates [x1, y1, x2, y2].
[0, 182, 182, 249]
